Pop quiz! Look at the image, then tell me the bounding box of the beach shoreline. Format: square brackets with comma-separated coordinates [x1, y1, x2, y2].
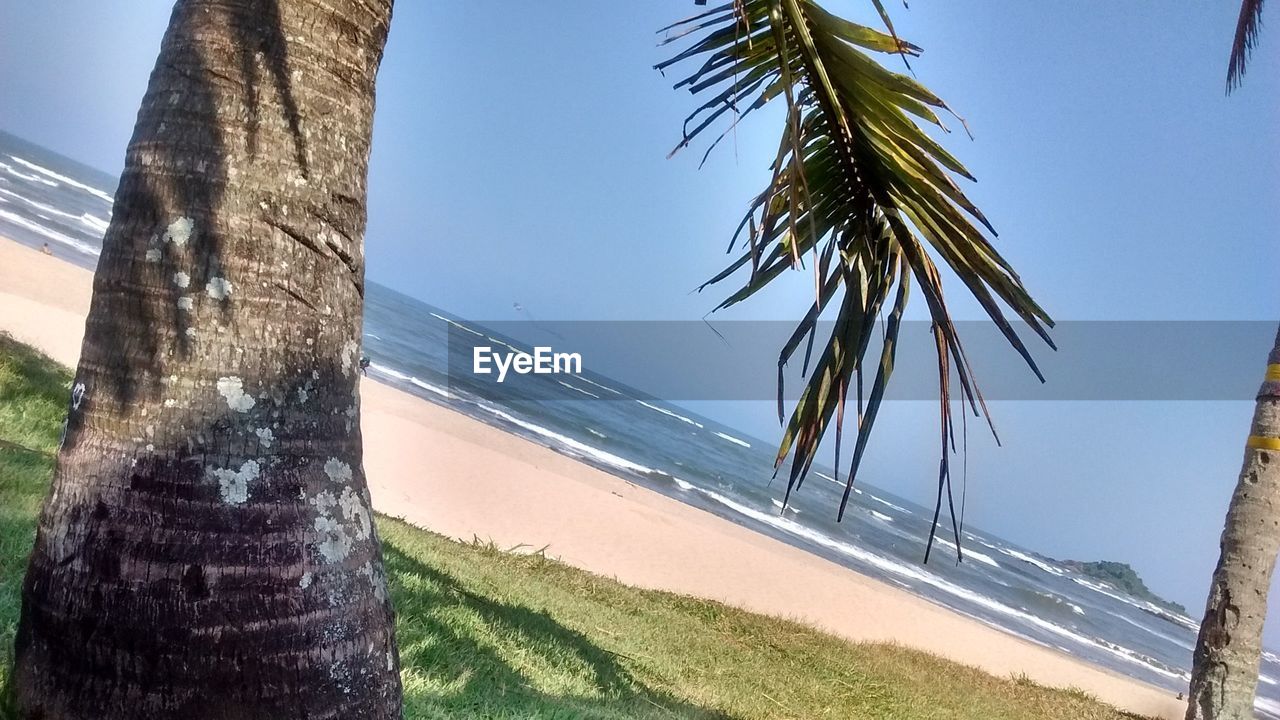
[0, 237, 1185, 719]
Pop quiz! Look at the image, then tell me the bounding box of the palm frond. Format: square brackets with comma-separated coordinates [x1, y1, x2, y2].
[659, 0, 1053, 559]
[1228, 0, 1267, 92]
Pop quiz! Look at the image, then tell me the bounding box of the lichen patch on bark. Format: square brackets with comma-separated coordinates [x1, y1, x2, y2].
[210, 460, 259, 504]
[324, 458, 352, 484]
[163, 216, 194, 246]
[341, 340, 359, 375]
[205, 276, 233, 300]
[215, 376, 255, 413]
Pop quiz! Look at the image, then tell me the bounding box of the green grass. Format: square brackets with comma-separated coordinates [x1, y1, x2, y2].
[0, 334, 1152, 719]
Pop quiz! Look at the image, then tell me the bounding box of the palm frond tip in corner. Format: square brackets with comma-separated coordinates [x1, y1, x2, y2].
[1227, 0, 1267, 92]
[657, 0, 1054, 560]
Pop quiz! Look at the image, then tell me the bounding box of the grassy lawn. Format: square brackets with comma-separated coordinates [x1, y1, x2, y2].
[0, 334, 1150, 719]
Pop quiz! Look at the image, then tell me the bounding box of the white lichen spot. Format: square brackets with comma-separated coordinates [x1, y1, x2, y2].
[163, 216, 193, 246]
[313, 514, 352, 563]
[312, 369, 320, 380]
[145, 424, 155, 438]
[216, 376, 256, 413]
[71, 382, 86, 411]
[173, 271, 190, 288]
[185, 327, 197, 339]
[145, 248, 161, 262]
[386, 651, 394, 671]
[360, 561, 387, 602]
[255, 427, 275, 448]
[308, 464, 370, 564]
[339, 486, 372, 541]
[340, 340, 359, 376]
[299, 572, 313, 589]
[177, 296, 193, 312]
[206, 276, 233, 300]
[297, 387, 310, 404]
[164, 398, 176, 408]
[324, 458, 353, 484]
[210, 459, 259, 504]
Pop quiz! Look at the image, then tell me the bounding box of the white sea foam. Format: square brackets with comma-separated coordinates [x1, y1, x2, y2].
[771, 499, 801, 514]
[0, 161, 57, 187]
[672, 477, 695, 491]
[1109, 609, 1195, 651]
[0, 187, 78, 219]
[368, 362, 456, 401]
[476, 404, 655, 476]
[678, 484, 1189, 682]
[364, 332, 382, 340]
[409, 377, 451, 399]
[1000, 548, 1067, 577]
[869, 495, 910, 514]
[556, 380, 599, 398]
[486, 336, 521, 352]
[586, 427, 607, 439]
[815, 471, 837, 483]
[934, 537, 1001, 569]
[870, 510, 893, 523]
[428, 311, 484, 337]
[9, 156, 114, 203]
[368, 362, 412, 382]
[1069, 577, 1200, 632]
[79, 213, 109, 234]
[713, 431, 751, 448]
[0, 209, 100, 256]
[1256, 695, 1280, 719]
[636, 400, 703, 428]
[576, 376, 623, 395]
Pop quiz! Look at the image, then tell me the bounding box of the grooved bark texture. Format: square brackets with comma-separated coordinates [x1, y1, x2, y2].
[12, 1, 401, 717]
[1186, 326, 1280, 720]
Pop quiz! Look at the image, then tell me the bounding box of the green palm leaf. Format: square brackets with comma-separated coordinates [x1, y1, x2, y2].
[659, 0, 1054, 558]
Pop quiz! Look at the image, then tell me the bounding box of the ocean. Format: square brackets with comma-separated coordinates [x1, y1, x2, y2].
[2, 129, 1277, 717]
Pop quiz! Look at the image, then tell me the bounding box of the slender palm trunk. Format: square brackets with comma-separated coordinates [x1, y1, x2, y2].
[12, 1, 399, 717]
[1186, 325, 1280, 720]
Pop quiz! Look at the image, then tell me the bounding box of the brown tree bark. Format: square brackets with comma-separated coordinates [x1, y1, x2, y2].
[1186, 325, 1280, 720]
[12, 1, 401, 717]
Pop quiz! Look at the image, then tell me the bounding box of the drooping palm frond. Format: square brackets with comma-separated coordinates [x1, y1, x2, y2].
[1228, 0, 1267, 92]
[658, 0, 1054, 558]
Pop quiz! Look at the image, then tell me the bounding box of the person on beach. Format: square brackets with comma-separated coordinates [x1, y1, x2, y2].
[359, 355, 371, 376]
[40, 243, 51, 256]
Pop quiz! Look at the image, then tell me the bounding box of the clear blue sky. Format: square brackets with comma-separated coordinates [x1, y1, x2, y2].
[2, 2, 1278, 642]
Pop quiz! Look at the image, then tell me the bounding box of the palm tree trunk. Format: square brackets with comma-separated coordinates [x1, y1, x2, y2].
[12, 1, 400, 717]
[1186, 324, 1280, 720]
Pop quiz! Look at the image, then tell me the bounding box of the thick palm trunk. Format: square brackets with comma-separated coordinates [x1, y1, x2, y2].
[1186, 325, 1280, 720]
[12, 1, 399, 717]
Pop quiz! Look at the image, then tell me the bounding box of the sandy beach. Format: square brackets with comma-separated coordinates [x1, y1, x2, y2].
[0, 237, 1184, 719]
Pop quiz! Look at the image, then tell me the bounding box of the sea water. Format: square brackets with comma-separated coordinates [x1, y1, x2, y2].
[3, 129, 1277, 717]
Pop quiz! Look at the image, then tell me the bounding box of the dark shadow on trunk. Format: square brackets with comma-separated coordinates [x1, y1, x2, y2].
[15, 349, 400, 717]
[90, 0, 312, 406]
